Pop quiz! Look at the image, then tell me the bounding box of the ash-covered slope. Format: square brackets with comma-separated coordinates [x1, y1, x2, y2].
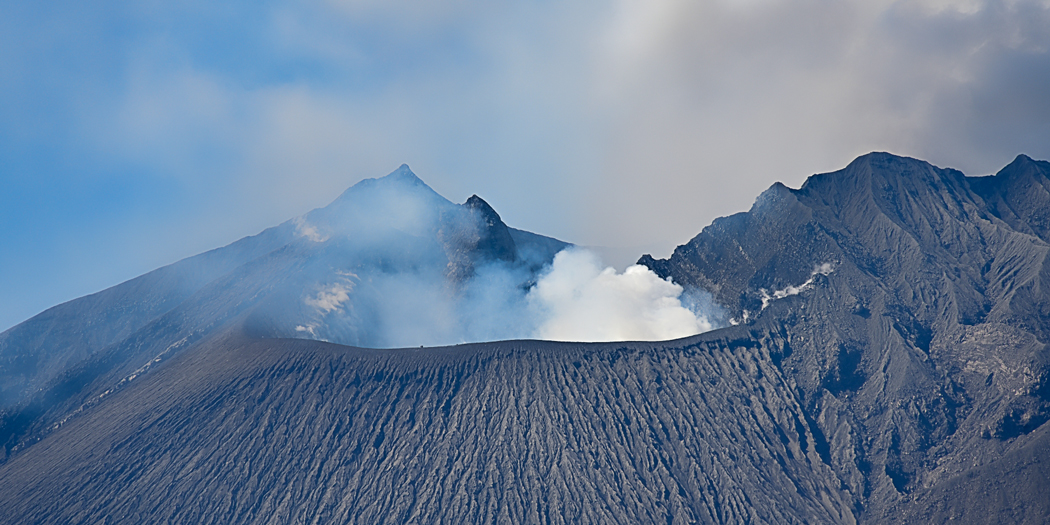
[641, 152, 1050, 521]
[0, 322, 854, 524]
[0, 165, 568, 460]
[0, 220, 294, 408]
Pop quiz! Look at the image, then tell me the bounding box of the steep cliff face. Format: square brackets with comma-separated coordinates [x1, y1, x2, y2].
[641, 152, 1050, 520]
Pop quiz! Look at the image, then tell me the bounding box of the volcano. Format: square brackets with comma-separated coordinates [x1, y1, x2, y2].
[1, 153, 1049, 523]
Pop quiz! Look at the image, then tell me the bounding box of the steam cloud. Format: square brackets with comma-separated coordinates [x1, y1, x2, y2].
[304, 278, 355, 313]
[759, 263, 835, 310]
[527, 249, 719, 342]
[293, 217, 328, 243]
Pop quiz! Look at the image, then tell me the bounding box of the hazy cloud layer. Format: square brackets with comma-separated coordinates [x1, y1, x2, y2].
[2, 0, 1050, 330]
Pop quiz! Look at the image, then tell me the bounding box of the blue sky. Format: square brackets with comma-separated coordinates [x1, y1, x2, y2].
[3, 0, 1050, 331]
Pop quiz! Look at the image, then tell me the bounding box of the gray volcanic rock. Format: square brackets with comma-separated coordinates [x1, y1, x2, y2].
[439, 193, 520, 282]
[971, 154, 1050, 244]
[641, 152, 1050, 522]
[463, 194, 519, 263]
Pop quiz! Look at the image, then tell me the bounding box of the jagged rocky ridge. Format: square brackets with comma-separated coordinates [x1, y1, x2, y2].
[0, 154, 1048, 523]
[641, 152, 1050, 522]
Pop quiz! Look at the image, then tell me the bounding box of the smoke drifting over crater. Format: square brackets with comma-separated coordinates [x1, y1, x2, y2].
[527, 249, 721, 342]
[265, 165, 723, 348]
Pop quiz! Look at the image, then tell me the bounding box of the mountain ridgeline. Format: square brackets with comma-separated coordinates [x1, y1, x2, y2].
[1, 154, 1049, 523]
[639, 153, 1050, 521]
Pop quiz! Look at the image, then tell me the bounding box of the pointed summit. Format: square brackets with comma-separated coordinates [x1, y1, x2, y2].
[997, 154, 1050, 181]
[327, 163, 450, 213]
[985, 154, 1044, 184]
[369, 163, 431, 191]
[386, 163, 422, 183]
[971, 153, 1050, 243]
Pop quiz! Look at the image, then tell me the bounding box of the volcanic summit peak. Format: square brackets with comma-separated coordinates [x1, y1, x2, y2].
[384, 163, 425, 184]
[326, 163, 449, 208]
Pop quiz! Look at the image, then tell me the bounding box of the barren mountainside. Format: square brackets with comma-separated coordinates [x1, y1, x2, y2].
[0, 326, 855, 524]
[1, 153, 1048, 523]
[641, 152, 1050, 521]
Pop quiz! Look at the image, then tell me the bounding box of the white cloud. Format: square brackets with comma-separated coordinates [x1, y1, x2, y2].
[295, 324, 318, 337]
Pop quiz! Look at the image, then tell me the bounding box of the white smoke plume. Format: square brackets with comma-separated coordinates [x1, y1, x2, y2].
[526, 249, 719, 342]
[293, 216, 328, 243]
[760, 263, 835, 310]
[304, 279, 355, 313]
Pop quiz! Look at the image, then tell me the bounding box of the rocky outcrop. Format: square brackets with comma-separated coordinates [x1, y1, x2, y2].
[439, 194, 521, 282]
